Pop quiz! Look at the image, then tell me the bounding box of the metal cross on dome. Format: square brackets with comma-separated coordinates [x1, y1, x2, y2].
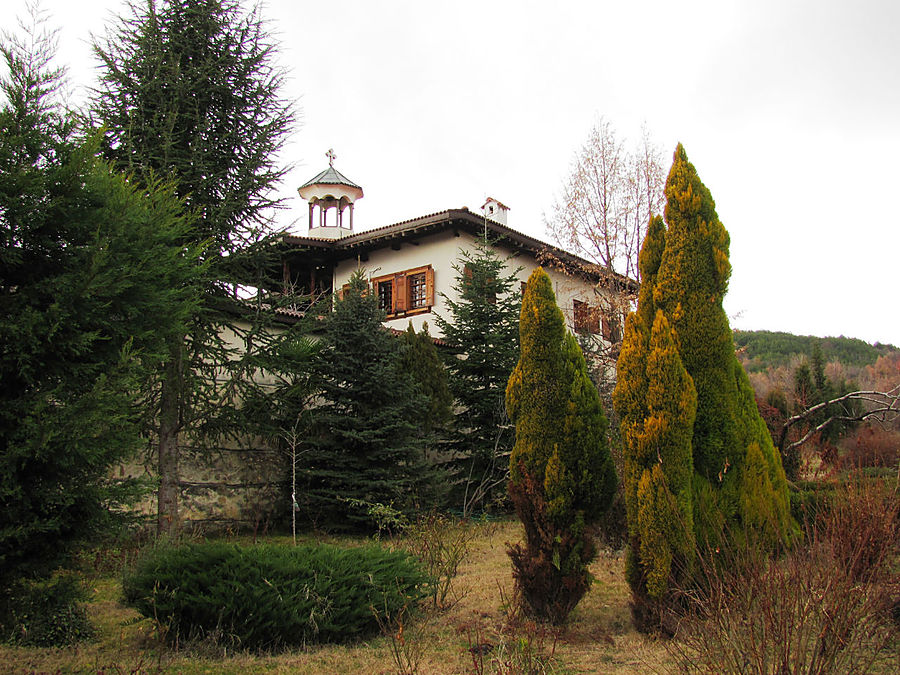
[326, 148, 336, 166]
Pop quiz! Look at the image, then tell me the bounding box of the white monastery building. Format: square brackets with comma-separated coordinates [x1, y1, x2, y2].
[281, 153, 627, 343]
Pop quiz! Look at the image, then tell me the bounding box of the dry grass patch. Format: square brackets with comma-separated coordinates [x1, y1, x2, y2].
[0, 519, 670, 674]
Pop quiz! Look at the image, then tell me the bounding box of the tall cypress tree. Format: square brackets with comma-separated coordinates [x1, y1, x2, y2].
[615, 214, 665, 556]
[615, 146, 793, 630]
[634, 312, 696, 606]
[92, 0, 295, 533]
[302, 271, 429, 531]
[616, 216, 697, 624]
[506, 268, 616, 624]
[654, 144, 791, 549]
[435, 234, 521, 514]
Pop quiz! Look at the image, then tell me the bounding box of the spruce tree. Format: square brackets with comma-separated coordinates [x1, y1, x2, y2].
[92, 0, 295, 533]
[435, 234, 521, 514]
[302, 271, 429, 531]
[0, 20, 196, 585]
[506, 268, 616, 624]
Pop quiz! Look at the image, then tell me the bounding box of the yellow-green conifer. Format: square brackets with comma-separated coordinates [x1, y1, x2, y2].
[615, 146, 794, 630]
[654, 144, 791, 548]
[506, 268, 616, 624]
[614, 215, 667, 599]
[615, 308, 697, 619]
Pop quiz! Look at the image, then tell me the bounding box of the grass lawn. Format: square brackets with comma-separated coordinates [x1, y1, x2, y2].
[0, 519, 670, 674]
[2, 516, 896, 674]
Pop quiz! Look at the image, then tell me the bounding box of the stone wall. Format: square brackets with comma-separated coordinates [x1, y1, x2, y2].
[118, 437, 287, 535]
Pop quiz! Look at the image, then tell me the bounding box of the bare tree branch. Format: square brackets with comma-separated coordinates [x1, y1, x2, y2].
[778, 385, 900, 453]
[544, 118, 664, 283]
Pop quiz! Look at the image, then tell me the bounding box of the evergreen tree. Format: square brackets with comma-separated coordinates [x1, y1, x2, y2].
[302, 271, 429, 531]
[621, 311, 696, 620]
[399, 322, 452, 435]
[653, 144, 791, 550]
[615, 146, 793, 631]
[506, 268, 616, 624]
[0, 18, 196, 586]
[615, 214, 665, 572]
[435, 234, 521, 514]
[616, 216, 698, 625]
[91, 0, 295, 533]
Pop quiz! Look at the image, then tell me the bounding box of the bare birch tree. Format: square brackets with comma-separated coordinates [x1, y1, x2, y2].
[545, 118, 665, 283]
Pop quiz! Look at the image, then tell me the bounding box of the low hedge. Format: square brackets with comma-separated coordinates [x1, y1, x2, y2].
[122, 541, 432, 651]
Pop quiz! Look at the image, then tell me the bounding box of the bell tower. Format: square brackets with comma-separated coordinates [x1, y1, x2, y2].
[297, 149, 364, 239]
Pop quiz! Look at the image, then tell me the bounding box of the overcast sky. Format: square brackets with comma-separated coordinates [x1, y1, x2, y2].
[3, 0, 898, 347]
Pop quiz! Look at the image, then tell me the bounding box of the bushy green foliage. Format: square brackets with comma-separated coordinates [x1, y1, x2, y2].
[0, 16, 196, 584]
[435, 235, 521, 514]
[506, 268, 616, 624]
[303, 271, 430, 530]
[1, 574, 94, 647]
[654, 144, 792, 547]
[122, 541, 433, 650]
[636, 312, 697, 599]
[615, 146, 794, 630]
[399, 322, 452, 435]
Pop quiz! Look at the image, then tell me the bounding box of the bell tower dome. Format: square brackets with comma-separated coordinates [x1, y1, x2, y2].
[297, 149, 363, 239]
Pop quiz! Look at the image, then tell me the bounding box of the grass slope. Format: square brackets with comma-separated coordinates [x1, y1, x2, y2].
[0, 521, 667, 674]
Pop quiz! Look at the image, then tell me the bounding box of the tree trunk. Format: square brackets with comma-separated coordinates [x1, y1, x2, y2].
[157, 341, 184, 536]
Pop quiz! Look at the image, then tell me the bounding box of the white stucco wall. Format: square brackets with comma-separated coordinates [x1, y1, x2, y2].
[332, 229, 608, 340]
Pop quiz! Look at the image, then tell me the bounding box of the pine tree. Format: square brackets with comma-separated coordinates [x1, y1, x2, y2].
[92, 0, 295, 534]
[506, 268, 616, 624]
[0, 18, 196, 585]
[302, 271, 429, 531]
[435, 234, 521, 514]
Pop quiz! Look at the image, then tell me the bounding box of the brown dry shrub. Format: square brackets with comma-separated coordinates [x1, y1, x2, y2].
[506, 473, 594, 626]
[840, 426, 900, 471]
[667, 473, 899, 674]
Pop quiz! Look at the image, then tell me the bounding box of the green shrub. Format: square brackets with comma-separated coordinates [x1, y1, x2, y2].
[1, 574, 94, 647]
[122, 542, 433, 651]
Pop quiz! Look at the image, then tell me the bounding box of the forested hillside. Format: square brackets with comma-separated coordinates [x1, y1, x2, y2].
[734, 330, 898, 371]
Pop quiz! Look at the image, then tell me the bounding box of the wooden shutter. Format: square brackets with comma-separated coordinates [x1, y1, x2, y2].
[602, 314, 620, 342]
[393, 273, 407, 313]
[574, 299, 587, 333]
[588, 306, 601, 334]
[425, 266, 435, 307]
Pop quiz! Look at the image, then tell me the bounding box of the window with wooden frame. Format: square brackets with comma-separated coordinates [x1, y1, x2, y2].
[573, 299, 601, 335]
[601, 314, 621, 343]
[371, 265, 435, 318]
